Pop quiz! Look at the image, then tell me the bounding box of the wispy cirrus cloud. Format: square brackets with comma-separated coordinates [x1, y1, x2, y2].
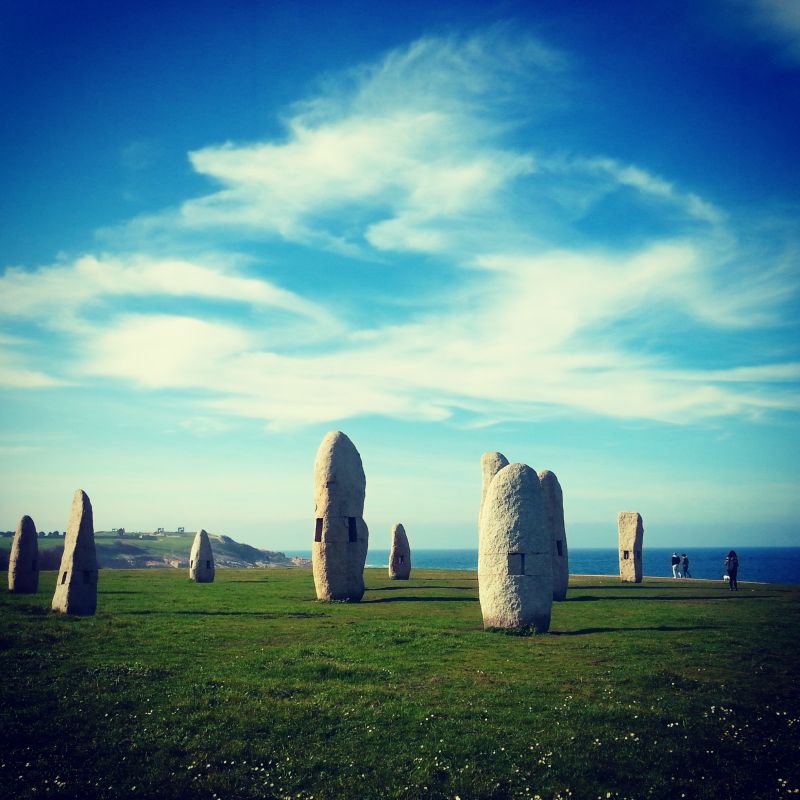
[1, 28, 797, 427]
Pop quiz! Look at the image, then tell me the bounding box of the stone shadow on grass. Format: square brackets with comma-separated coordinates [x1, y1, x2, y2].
[551, 624, 718, 636]
[369, 585, 476, 592]
[121, 610, 324, 617]
[363, 596, 478, 604]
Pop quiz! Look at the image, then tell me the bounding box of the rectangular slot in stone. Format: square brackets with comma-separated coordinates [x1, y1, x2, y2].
[61, 572, 68, 585]
[348, 517, 358, 542]
[623, 550, 630, 560]
[314, 518, 323, 542]
[507, 552, 525, 576]
[556, 540, 563, 557]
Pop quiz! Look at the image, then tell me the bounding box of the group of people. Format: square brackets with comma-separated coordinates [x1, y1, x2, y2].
[669, 550, 741, 590]
[670, 551, 691, 578]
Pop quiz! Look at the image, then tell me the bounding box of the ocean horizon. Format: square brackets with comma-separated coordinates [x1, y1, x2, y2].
[284, 546, 800, 585]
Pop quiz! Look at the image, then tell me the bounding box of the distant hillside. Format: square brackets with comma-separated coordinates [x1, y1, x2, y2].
[0, 530, 310, 570]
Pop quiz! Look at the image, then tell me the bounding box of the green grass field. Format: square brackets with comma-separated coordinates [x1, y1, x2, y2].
[1, 569, 798, 800]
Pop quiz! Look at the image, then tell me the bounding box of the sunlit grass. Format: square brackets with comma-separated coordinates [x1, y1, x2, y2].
[1, 569, 798, 799]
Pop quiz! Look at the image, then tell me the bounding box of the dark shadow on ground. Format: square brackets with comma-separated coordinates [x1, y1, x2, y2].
[120, 610, 323, 617]
[566, 594, 772, 602]
[363, 596, 478, 604]
[369, 585, 475, 592]
[551, 624, 718, 636]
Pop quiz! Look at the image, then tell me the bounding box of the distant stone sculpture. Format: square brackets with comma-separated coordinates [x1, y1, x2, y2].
[618, 512, 644, 583]
[8, 515, 39, 593]
[51, 490, 98, 615]
[189, 530, 215, 582]
[388, 523, 411, 580]
[312, 430, 369, 601]
[539, 470, 569, 601]
[480, 451, 509, 519]
[478, 463, 553, 631]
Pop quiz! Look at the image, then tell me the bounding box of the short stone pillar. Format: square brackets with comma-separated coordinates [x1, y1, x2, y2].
[478, 463, 553, 632]
[189, 530, 215, 583]
[388, 523, 411, 580]
[539, 470, 568, 601]
[618, 512, 644, 583]
[52, 490, 98, 615]
[8, 515, 39, 593]
[312, 431, 369, 602]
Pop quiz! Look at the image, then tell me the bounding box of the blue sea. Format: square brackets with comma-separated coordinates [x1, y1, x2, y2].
[283, 547, 800, 585]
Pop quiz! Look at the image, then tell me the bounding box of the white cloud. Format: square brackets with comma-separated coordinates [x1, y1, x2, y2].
[0, 346, 68, 389]
[1, 27, 796, 431]
[0, 254, 328, 324]
[83, 315, 251, 389]
[741, 0, 800, 63]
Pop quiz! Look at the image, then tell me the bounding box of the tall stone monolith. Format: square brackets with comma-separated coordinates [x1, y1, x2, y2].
[539, 470, 569, 601]
[480, 451, 509, 520]
[478, 463, 553, 631]
[189, 529, 215, 583]
[618, 512, 644, 583]
[8, 515, 39, 593]
[51, 490, 98, 615]
[388, 523, 411, 580]
[312, 430, 369, 601]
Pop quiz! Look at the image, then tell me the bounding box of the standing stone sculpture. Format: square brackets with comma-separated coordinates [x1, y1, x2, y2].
[189, 529, 215, 583]
[51, 490, 98, 615]
[478, 463, 553, 632]
[8, 515, 39, 593]
[312, 430, 369, 602]
[539, 470, 569, 601]
[618, 511, 644, 583]
[388, 523, 411, 580]
[480, 451, 509, 520]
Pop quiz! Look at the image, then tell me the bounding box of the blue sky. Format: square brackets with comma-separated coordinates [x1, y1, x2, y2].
[1, 0, 798, 550]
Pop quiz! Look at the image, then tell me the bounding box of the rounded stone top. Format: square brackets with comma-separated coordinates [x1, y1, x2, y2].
[314, 430, 366, 518]
[69, 489, 94, 537]
[538, 469, 563, 498]
[480, 463, 545, 553]
[391, 523, 408, 546]
[17, 515, 36, 536]
[191, 529, 213, 559]
[480, 451, 510, 509]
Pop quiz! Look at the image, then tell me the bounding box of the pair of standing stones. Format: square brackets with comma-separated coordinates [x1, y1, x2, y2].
[311, 430, 411, 601]
[478, 452, 568, 633]
[8, 490, 98, 615]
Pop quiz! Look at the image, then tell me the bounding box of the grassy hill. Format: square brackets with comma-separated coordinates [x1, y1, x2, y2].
[0, 530, 308, 570]
[1, 569, 799, 799]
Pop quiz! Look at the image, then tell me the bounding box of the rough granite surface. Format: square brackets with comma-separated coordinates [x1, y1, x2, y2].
[8, 515, 39, 593]
[189, 529, 215, 583]
[478, 463, 553, 632]
[539, 470, 569, 601]
[312, 431, 369, 601]
[618, 511, 644, 583]
[480, 452, 509, 521]
[388, 523, 411, 580]
[51, 490, 98, 615]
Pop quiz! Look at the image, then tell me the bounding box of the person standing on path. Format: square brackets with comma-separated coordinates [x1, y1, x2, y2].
[725, 550, 739, 591]
[682, 553, 691, 578]
[671, 552, 681, 578]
